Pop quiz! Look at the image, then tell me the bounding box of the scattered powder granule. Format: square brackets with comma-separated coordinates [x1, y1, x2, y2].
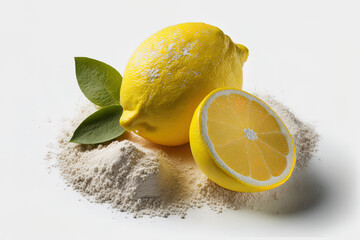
[48, 93, 320, 218]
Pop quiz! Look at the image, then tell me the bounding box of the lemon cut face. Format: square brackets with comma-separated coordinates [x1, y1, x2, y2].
[190, 88, 296, 192]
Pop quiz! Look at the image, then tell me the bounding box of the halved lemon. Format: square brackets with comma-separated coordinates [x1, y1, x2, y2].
[189, 88, 296, 192]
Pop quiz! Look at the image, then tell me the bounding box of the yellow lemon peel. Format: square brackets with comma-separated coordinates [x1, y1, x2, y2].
[120, 22, 248, 146]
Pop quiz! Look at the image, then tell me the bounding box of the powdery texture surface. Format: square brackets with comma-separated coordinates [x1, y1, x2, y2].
[50, 94, 320, 218]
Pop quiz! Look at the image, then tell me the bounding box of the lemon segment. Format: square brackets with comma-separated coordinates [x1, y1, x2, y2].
[189, 88, 296, 192]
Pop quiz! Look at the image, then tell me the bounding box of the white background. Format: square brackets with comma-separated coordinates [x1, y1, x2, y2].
[0, 0, 359, 239]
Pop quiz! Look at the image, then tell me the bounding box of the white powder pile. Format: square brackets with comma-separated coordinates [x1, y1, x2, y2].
[49, 94, 320, 218]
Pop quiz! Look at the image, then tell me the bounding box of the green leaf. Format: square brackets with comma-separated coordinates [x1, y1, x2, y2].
[75, 57, 122, 107]
[70, 105, 125, 144]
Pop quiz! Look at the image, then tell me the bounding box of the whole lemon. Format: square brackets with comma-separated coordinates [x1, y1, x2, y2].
[120, 22, 249, 146]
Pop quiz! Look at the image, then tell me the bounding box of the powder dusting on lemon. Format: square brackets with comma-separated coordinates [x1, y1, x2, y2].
[190, 88, 296, 192]
[120, 22, 248, 146]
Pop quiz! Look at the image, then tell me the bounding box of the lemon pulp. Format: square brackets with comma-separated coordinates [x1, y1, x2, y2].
[207, 93, 290, 182]
[190, 88, 296, 192]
